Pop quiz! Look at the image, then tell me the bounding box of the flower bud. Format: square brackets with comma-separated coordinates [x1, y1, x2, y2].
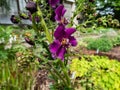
[26, 1, 37, 14]
[25, 37, 35, 46]
[10, 15, 20, 24]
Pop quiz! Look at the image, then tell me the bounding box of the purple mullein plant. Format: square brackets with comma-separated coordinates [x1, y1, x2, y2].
[49, 25, 77, 60]
[26, 1, 37, 14]
[48, 0, 60, 8]
[55, 5, 68, 25]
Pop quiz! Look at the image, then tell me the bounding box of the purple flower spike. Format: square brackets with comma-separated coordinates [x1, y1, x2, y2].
[26, 1, 37, 14]
[55, 5, 68, 25]
[49, 25, 77, 60]
[49, 0, 60, 8]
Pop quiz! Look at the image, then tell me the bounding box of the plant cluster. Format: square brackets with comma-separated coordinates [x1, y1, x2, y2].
[9, 0, 78, 89]
[87, 37, 113, 52]
[0, 26, 17, 60]
[2, 0, 120, 90]
[111, 36, 120, 46]
[76, 0, 120, 33]
[97, 15, 120, 28]
[0, 59, 38, 90]
[70, 55, 120, 90]
[86, 34, 120, 52]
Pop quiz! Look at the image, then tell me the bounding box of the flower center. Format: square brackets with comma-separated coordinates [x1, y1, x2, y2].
[60, 17, 68, 25]
[61, 38, 68, 46]
[61, 17, 65, 23]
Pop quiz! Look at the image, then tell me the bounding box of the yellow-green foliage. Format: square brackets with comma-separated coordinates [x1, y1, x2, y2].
[70, 55, 120, 90]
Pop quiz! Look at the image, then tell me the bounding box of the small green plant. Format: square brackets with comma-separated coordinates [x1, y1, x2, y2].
[87, 37, 113, 52]
[111, 36, 120, 46]
[0, 59, 38, 90]
[70, 55, 120, 90]
[0, 26, 15, 60]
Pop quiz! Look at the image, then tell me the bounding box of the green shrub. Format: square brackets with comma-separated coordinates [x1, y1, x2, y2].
[70, 55, 120, 90]
[112, 36, 120, 46]
[87, 38, 113, 52]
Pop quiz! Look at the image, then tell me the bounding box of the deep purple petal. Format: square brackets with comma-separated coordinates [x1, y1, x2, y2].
[69, 36, 77, 46]
[61, 7, 66, 17]
[65, 28, 76, 37]
[57, 46, 66, 60]
[55, 15, 61, 21]
[55, 5, 66, 21]
[54, 25, 65, 40]
[49, 40, 61, 54]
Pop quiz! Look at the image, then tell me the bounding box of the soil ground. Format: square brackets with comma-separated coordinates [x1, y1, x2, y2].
[78, 46, 120, 61]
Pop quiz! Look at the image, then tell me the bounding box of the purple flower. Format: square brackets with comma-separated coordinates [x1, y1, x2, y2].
[48, 0, 60, 8]
[26, 1, 37, 14]
[49, 25, 77, 60]
[55, 5, 68, 25]
[10, 15, 20, 24]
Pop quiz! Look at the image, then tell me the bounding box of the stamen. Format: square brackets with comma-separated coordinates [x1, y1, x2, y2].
[61, 17, 64, 24]
[60, 17, 68, 25]
[61, 38, 68, 46]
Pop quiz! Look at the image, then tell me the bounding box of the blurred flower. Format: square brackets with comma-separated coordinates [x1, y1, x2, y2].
[93, 13, 97, 17]
[55, 5, 68, 25]
[49, 25, 77, 60]
[35, 16, 40, 23]
[25, 37, 35, 46]
[26, 1, 37, 14]
[10, 15, 20, 24]
[48, 0, 60, 8]
[28, 12, 40, 23]
[50, 11, 56, 22]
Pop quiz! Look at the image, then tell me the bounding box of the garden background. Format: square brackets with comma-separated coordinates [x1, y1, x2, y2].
[0, 0, 120, 90]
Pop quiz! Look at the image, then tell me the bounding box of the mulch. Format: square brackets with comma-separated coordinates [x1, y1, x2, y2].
[80, 46, 120, 61]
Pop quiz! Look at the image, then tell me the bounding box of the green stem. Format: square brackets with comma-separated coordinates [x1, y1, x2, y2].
[68, 0, 85, 27]
[49, 65, 68, 87]
[31, 13, 40, 37]
[58, 60, 71, 89]
[37, 55, 68, 87]
[36, 3, 52, 43]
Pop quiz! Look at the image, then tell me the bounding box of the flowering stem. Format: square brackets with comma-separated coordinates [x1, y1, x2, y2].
[36, 3, 52, 43]
[32, 13, 39, 35]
